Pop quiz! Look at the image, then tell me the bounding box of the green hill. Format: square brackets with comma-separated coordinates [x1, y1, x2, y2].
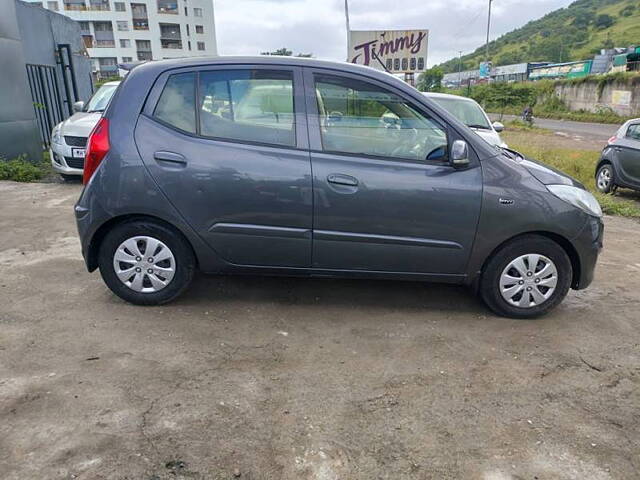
[438, 0, 640, 73]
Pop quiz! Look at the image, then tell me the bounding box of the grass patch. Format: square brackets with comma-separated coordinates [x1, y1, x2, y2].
[0, 154, 52, 182]
[503, 119, 551, 134]
[508, 142, 640, 218]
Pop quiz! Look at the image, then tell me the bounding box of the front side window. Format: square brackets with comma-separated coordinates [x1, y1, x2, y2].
[199, 70, 295, 147]
[153, 73, 196, 133]
[314, 74, 447, 161]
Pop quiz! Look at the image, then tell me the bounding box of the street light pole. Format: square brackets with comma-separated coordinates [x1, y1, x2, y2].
[345, 0, 351, 62]
[485, 0, 493, 62]
[458, 50, 463, 87]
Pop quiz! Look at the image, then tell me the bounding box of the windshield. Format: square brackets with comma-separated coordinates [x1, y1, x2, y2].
[85, 84, 118, 113]
[431, 96, 491, 130]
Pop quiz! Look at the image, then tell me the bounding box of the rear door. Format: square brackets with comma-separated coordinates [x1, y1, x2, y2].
[303, 68, 482, 275]
[135, 65, 313, 267]
[615, 123, 640, 188]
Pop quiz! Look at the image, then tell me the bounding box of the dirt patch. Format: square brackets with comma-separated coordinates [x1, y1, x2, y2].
[1, 182, 639, 479]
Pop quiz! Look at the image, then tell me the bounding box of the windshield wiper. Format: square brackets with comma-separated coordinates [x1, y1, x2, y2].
[467, 124, 491, 130]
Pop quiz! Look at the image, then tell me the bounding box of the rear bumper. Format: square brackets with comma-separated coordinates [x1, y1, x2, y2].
[572, 215, 604, 290]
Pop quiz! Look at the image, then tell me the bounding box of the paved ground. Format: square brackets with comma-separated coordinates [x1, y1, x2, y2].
[1, 181, 639, 480]
[489, 114, 619, 145]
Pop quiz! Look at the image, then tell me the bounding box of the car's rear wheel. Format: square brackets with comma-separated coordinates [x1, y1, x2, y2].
[596, 164, 614, 194]
[98, 220, 195, 305]
[480, 235, 572, 319]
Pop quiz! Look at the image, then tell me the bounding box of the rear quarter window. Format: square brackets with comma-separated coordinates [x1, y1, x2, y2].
[153, 73, 196, 133]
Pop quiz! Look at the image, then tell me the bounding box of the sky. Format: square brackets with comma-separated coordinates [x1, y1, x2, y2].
[213, 0, 576, 67]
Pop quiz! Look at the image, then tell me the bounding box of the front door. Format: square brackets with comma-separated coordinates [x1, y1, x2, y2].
[304, 69, 482, 275]
[616, 123, 640, 188]
[135, 66, 313, 267]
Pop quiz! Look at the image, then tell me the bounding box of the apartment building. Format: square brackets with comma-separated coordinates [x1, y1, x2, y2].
[29, 0, 217, 78]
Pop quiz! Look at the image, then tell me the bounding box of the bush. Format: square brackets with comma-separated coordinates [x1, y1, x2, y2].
[0, 155, 49, 182]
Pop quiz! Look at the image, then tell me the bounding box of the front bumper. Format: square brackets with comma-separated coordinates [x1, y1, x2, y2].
[572, 215, 604, 290]
[50, 145, 84, 176]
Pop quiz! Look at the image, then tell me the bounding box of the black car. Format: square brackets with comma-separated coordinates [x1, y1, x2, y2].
[596, 119, 640, 193]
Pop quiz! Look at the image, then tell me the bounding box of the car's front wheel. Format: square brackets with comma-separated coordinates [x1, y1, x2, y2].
[480, 235, 572, 319]
[98, 220, 195, 305]
[596, 164, 615, 194]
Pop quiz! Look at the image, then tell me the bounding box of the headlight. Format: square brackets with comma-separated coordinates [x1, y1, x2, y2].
[547, 184, 602, 217]
[51, 124, 62, 145]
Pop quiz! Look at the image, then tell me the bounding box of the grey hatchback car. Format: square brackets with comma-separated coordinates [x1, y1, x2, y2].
[75, 57, 604, 318]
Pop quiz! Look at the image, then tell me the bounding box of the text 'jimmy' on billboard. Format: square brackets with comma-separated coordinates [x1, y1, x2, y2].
[348, 30, 429, 74]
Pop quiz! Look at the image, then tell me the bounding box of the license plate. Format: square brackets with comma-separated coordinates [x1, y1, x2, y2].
[72, 148, 85, 158]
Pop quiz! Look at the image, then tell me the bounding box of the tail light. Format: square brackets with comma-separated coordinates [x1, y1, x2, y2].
[607, 135, 617, 144]
[83, 117, 110, 184]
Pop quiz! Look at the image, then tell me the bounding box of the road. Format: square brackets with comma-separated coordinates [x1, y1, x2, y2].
[489, 114, 619, 144]
[1, 181, 640, 479]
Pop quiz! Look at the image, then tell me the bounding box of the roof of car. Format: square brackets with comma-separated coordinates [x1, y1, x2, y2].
[129, 55, 398, 83]
[423, 92, 477, 102]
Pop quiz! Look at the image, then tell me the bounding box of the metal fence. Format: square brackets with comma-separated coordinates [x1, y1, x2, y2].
[25, 64, 66, 149]
[25, 44, 81, 149]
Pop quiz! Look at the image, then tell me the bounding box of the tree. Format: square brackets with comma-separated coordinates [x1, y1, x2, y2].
[416, 67, 444, 92]
[595, 14, 615, 29]
[260, 47, 312, 58]
[486, 83, 521, 121]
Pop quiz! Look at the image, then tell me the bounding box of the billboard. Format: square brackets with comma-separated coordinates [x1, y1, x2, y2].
[348, 30, 428, 74]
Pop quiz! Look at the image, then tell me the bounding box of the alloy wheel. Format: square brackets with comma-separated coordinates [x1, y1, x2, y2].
[597, 167, 612, 191]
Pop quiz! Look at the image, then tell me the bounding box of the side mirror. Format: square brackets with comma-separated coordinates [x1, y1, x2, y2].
[492, 121, 504, 133]
[73, 101, 85, 112]
[450, 140, 470, 168]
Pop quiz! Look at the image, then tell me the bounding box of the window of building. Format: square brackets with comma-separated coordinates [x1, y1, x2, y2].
[184, 6, 188, 15]
[47, 1, 59, 11]
[79, 21, 90, 32]
[188, 40, 191, 51]
[195, 25, 203, 34]
[157, 0, 178, 14]
[122, 56, 133, 62]
[198, 70, 295, 146]
[116, 20, 128, 31]
[154, 73, 196, 133]
[197, 41, 205, 51]
[193, 7, 202, 16]
[114, 1, 125, 11]
[313, 74, 447, 161]
[186, 24, 190, 35]
[119, 39, 131, 48]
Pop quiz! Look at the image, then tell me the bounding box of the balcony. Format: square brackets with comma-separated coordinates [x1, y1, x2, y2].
[64, 0, 86, 10]
[157, 0, 178, 14]
[95, 40, 116, 47]
[159, 24, 181, 40]
[131, 3, 148, 17]
[88, 0, 109, 10]
[133, 19, 149, 30]
[161, 40, 182, 49]
[82, 35, 94, 48]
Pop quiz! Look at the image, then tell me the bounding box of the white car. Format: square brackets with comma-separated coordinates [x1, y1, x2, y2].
[424, 92, 507, 148]
[50, 81, 120, 180]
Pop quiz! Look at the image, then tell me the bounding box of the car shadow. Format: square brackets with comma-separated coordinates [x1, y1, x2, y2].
[177, 272, 487, 315]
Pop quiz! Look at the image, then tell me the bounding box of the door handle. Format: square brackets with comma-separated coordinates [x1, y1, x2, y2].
[327, 173, 358, 187]
[154, 151, 187, 165]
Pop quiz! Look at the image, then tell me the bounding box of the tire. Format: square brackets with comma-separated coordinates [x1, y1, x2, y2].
[480, 235, 572, 319]
[60, 173, 81, 182]
[97, 220, 195, 305]
[595, 164, 615, 194]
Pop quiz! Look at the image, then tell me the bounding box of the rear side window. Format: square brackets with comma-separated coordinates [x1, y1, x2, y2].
[626, 124, 640, 141]
[154, 73, 196, 133]
[198, 70, 295, 147]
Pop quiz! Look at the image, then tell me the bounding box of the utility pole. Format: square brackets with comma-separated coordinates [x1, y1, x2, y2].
[485, 0, 493, 61]
[345, 0, 351, 62]
[458, 50, 463, 87]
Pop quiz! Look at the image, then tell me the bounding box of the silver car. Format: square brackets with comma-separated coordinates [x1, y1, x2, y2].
[424, 92, 507, 148]
[50, 81, 120, 180]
